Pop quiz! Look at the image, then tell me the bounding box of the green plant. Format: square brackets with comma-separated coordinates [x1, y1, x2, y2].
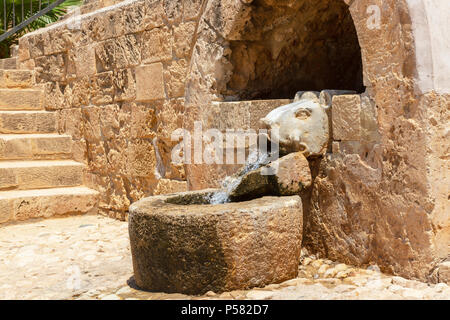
[0, 0, 81, 58]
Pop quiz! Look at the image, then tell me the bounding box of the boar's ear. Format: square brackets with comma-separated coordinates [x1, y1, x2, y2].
[294, 91, 319, 102]
[320, 90, 357, 109]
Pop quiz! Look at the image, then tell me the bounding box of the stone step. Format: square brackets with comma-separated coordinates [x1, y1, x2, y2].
[0, 186, 99, 224]
[0, 111, 56, 133]
[0, 58, 17, 70]
[0, 134, 72, 160]
[0, 70, 34, 88]
[0, 88, 43, 110]
[0, 160, 84, 190]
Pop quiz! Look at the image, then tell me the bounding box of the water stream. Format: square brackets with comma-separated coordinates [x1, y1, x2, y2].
[207, 150, 271, 204]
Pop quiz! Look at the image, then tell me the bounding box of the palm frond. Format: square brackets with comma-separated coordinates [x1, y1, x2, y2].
[0, 0, 82, 58]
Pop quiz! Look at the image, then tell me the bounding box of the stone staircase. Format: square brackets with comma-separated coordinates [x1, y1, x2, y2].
[0, 55, 99, 225]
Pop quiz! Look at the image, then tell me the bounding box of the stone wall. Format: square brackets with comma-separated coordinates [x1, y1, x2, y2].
[17, 0, 206, 219]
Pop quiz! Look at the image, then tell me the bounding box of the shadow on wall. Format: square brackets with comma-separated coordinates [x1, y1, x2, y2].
[223, 0, 365, 100]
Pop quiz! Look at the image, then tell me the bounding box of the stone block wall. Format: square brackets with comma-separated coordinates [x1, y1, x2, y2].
[17, 0, 205, 219]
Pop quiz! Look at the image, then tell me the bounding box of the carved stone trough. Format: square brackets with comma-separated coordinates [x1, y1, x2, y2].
[128, 189, 303, 295]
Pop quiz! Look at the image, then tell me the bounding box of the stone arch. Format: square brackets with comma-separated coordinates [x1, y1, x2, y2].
[220, 0, 365, 100]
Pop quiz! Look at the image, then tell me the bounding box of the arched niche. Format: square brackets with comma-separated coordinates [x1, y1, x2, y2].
[221, 0, 365, 100]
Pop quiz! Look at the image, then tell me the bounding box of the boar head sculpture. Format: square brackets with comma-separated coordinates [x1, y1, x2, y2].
[260, 90, 355, 157]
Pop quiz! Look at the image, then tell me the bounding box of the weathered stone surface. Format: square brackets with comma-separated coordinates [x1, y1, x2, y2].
[0, 57, 17, 69]
[135, 63, 165, 101]
[141, 27, 172, 64]
[0, 160, 83, 190]
[0, 111, 56, 134]
[268, 151, 312, 195]
[183, 0, 203, 21]
[0, 89, 43, 110]
[129, 190, 303, 294]
[0, 70, 34, 88]
[229, 152, 311, 201]
[0, 134, 72, 160]
[1, 215, 449, 299]
[95, 34, 140, 71]
[153, 179, 188, 195]
[187, 99, 292, 190]
[127, 139, 157, 178]
[1, 216, 449, 300]
[163, 59, 188, 98]
[438, 262, 450, 285]
[113, 68, 136, 102]
[72, 45, 97, 78]
[34, 54, 67, 83]
[17, 37, 30, 62]
[332, 95, 361, 141]
[70, 76, 91, 107]
[0, 187, 98, 222]
[90, 71, 115, 104]
[206, 99, 291, 132]
[143, 0, 165, 29]
[228, 168, 271, 202]
[173, 22, 196, 59]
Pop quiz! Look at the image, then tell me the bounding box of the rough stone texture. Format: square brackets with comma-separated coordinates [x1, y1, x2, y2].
[186, 99, 291, 190]
[129, 190, 303, 294]
[153, 179, 188, 195]
[135, 63, 166, 101]
[0, 89, 43, 110]
[0, 187, 98, 222]
[269, 151, 312, 195]
[17, 0, 198, 218]
[0, 70, 34, 88]
[221, 0, 364, 100]
[229, 151, 311, 201]
[0, 57, 17, 70]
[438, 262, 450, 284]
[0, 160, 83, 190]
[332, 95, 361, 141]
[228, 168, 270, 202]
[0, 215, 131, 299]
[0, 111, 56, 134]
[0, 134, 72, 160]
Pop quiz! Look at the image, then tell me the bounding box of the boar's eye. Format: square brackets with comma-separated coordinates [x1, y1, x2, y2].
[295, 108, 312, 120]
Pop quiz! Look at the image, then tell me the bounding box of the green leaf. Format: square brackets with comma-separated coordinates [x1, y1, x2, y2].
[1, 0, 82, 58]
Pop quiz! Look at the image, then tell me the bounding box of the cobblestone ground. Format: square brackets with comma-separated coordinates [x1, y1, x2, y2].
[0, 215, 448, 300]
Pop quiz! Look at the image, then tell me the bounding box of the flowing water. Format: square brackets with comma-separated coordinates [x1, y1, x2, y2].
[207, 150, 271, 204]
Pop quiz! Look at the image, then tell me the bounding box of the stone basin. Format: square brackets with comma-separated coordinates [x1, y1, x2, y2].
[128, 189, 303, 295]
